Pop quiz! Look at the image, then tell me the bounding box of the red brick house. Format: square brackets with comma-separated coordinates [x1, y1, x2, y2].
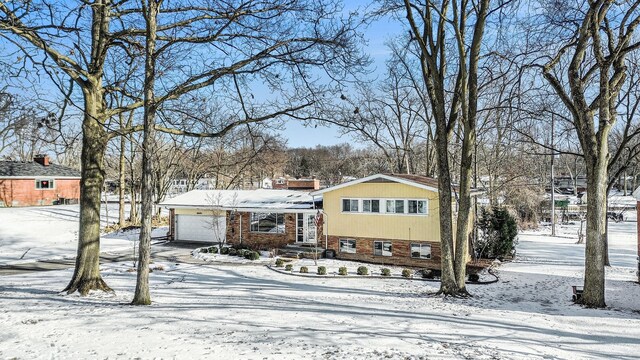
[159, 189, 321, 249]
[0, 155, 81, 207]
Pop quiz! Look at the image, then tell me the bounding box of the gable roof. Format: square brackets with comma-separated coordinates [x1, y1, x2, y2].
[159, 189, 320, 212]
[0, 161, 81, 178]
[310, 173, 441, 195]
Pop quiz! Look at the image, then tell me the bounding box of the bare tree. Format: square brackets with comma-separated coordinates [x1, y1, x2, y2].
[535, 1, 640, 307]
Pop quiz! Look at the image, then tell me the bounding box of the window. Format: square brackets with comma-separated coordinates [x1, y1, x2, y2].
[250, 213, 285, 233]
[385, 200, 404, 214]
[373, 241, 392, 256]
[35, 179, 54, 190]
[408, 200, 427, 214]
[411, 243, 431, 259]
[362, 199, 380, 213]
[339, 239, 356, 253]
[342, 198, 359, 212]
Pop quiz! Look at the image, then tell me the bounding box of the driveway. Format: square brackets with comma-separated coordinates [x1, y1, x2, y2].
[0, 241, 201, 276]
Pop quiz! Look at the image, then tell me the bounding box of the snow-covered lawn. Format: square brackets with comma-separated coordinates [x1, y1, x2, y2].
[0, 204, 168, 265]
[0, 206, 639, 359]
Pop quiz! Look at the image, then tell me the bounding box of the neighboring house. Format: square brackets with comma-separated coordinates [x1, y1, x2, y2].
[0, 155, 81, 207]
[311, 173, 468, 269]
[159, 189, 322, 249]
[268, 176, 320, 190]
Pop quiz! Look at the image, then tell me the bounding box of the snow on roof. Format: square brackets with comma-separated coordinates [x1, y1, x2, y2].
[159, 189, 319, 210]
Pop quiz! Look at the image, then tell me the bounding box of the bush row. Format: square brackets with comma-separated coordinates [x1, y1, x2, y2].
[198, 246, 260, 260]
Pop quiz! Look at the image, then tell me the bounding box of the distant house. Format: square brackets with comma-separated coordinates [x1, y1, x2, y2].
[0, 155, 81, 207]
[311, 173, 471, 269]
[159, 189, 321, 249]
[261, 176, 321, 190]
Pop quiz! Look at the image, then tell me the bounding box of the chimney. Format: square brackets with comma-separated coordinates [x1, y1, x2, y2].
[34, 154, 50, 166]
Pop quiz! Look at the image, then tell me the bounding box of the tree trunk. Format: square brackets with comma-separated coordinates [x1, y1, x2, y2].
[118, 133, 126, 227]
[132, 0, 160, 306]
[64, 85, 112, 295]
[434, 127, 458, 295]
[582, 153, 607, 308]
[454, 121, 475, 293]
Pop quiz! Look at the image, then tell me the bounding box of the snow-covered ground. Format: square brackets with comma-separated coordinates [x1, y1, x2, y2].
[0, 204, 167, 265]
[0, 206, 639, 359]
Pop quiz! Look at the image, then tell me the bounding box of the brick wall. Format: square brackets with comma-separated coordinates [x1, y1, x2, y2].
[326, 235, 442, 269]
[226, 211, 297, 250]
[0, 178, 80, 207]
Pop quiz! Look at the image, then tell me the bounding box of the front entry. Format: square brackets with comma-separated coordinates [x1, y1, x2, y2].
[296, 213, 316, 244]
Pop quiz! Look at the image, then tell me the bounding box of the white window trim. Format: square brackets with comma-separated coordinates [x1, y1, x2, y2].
[340, 197, 429, 216]
[35, 178, 55, 190]
[249, 212, 285, 234]
[339, 238, 356, 253]
[373, 240, 393, 257]
[410, 243, 432, 259]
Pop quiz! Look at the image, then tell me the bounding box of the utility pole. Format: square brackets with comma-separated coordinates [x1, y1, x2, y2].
[551, 113, 556, 237]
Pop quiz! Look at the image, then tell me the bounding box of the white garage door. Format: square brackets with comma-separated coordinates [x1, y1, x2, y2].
[175, 215, 226, 242]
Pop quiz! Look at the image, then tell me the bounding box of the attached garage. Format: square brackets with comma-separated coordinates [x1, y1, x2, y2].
[175, 214, 226, 243]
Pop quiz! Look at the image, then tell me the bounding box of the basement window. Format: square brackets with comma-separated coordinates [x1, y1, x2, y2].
[339, 238, 356, 253]
[373, 241, 392, 256]
[35, 179, 55, 190]
[411, 243, 432, 259]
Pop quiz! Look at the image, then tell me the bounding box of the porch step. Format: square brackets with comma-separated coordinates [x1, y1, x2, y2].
[278, 244, 325, 259]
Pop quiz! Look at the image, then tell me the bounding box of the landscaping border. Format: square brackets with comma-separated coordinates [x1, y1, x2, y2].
[266, 265, 499, 284]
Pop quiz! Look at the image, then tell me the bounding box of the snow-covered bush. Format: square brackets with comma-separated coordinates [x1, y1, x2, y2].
[317, 266, 327, 275]
[420, 269, 434, 279]
[220, 247, 229, 255]
[468, 273, 480, 282]
[475, 206, 518, 260]
[228, 248, 237, 256]
[338, 266, 347, 276]
[245, 251, 260, 260]
[357, 266, 368, 276]
[207, 246, 218, 254]
[381, 268, 391, 276]
[300, 266, 309, 273]
[275, 258, 285, 267]
[285, 264, 293, 271]
[401, 269, 412, 278]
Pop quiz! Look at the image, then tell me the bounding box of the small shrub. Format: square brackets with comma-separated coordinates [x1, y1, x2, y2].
[338, 266, 348, 276]
[208, 246, 218, 254]
[468, 273, 480, 282]
[275, 258, 285, 267]
[220, 247, 229, 255]
[236, 249, 247, 257]
[285, 264, 293, 271]
[245, 251, 260, 261]
[381, 268, 391, 276]
[151, 265, 164, 271]
[199, 248, 208, 253]
[357, 266, 368, 276]
[421, 269, 434, 279]
[401, 269, 412, 278]
[317, 266, 327, 275]
[228, 248, 237, 256]
[300, 266, 309, 274]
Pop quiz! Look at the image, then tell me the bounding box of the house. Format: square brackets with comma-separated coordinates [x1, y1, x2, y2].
[265, 176, 321, 191]
[311, 173, 466, 268]
[0, 155, 81, 207]
[159, 189, 322, 249]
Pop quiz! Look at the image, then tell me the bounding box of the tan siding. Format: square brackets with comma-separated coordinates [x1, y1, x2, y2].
[322, 182, 441, 242]
[174, 208, 225, 216]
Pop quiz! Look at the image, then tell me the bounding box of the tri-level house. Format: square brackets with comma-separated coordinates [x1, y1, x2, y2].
[311, 173, 462, 268]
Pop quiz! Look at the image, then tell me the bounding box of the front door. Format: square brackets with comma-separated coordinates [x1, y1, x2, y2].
[296, 213, 316, 244]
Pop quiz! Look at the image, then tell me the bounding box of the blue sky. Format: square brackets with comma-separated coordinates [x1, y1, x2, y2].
[283, 1, 402, 148]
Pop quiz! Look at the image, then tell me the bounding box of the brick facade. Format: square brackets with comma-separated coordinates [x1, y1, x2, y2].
[226, 211, 298, 250]
[326, 235, 442, 269]
[0, 178, 80, 207]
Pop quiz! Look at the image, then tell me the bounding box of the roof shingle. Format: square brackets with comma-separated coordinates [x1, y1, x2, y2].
[0, 161, 81, 178]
